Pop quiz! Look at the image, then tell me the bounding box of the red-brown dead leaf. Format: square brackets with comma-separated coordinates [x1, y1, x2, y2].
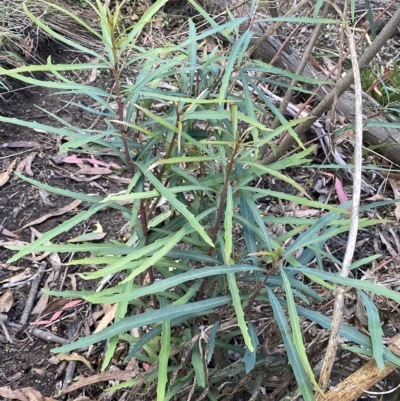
[334, 176, 348, 204]
[37, 298, 71, 320]
[16, 199, 82, 232]
[0, 226, 20, 239]
[35, 299, 83, 325]
[62, 299, 83, 309]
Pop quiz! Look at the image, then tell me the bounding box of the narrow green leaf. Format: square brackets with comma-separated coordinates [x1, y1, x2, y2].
[247, 187, 349, 213]
[207, 321, 220, 364]
[294, 267, 400, 304]
[267, 289, 314, 400]
[52, 296, 231, 354]
[224, 185, 234, 264]
[7, 202, 111, 263]
[157, 297, 171, 401]
[296, 304, 400, 366]
[227, 271, 253, 351]
[137, 164, 213, 247]
[280, 268, 323, 393]
[121, 226, 190, 283]
[358, 291, 385, 370]
[192, 339, 206, 388]
[243, 322, 259, 373]
[173, 280, 202, 305]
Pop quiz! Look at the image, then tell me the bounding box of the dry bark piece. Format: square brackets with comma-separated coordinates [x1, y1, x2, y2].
[322, 334, 400, 400]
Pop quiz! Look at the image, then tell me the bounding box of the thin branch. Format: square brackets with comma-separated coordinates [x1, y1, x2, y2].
[317, 11, 364, 396]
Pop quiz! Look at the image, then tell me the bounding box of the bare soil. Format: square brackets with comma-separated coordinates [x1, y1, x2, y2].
[0, 45, 133, 398]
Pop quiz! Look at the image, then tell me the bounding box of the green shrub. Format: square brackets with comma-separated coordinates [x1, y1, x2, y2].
[3, 1, 400, 399]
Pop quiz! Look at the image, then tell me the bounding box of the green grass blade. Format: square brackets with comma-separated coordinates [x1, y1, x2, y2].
[13, 173, 102, 203]
[246, 187, 349, 213]
[75, 265, 263, 303]
[207, 321, 220, 364]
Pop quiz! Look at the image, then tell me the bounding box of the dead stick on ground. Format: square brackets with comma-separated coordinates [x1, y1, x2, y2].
[20, 261, 47, 325]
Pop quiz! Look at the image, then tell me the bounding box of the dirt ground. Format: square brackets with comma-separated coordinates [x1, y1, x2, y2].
[0, 44, 135, 398]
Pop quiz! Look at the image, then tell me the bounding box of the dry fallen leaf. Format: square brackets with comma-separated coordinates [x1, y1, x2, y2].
[0, 386, 29, 401]
[21, 387, 43, 401]
[0, 159, 17, 187]
[58, 352, 93, 371]
[76, 166, 112, 175]
[63, 370, 135, 393]
[16, 199, 82, 232]
[0, 289, 13, 313]
[24, 152, 38, 176]
[0, 268, 31, 284]
[388, 178, 400, 220]
[0, 226, 20, 239]
[88, 58, 99, 83]
[0, 263, 24, 272]
[87, 303, 118, 356]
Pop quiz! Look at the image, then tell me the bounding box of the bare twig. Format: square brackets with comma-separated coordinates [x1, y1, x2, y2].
[317, 8, 364, 396]
[20, 261, 47, 325]
[0, 313, 13, 343]
[6, 321, 70, 344]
